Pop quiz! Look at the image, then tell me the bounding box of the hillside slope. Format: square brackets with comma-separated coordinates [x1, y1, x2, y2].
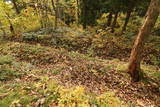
[0, 41, 159, 107]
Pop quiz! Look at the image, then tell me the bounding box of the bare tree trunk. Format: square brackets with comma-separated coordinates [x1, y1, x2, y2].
[111, 11, 118, 33]
[35, 0, 42, 28]
[82, 0, 87, 29]
[122, 1, 137, 33]
[122, 8, 133, 32]
[128, 0, 160, 82]
[51, 0, 57, 29]
[9, 24, 15, 38]
[53, 0, 59, 29]
[37, 0, 44, 28]
[51, 0, 56, 11]
[107, 12, 113, 27]
[12, 0, 20, 14]
[75, 0, 80, 25]
[5, 12, 16, 39]
[44, 0, 49, 28]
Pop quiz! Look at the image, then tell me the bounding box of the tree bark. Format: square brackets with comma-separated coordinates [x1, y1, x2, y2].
[12, 0, 20, 14]
[128, 0, 160, 82]
[107, 12, 113, 27]
[111, 12, 118, 33]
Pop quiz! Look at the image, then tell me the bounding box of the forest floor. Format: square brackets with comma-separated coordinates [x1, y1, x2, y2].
[0, 40, 160, 107]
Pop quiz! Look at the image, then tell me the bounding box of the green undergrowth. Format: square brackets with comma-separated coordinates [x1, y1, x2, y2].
[0, 54, 126, 106]
[0, 55, 26, 81]
[0, 80, 127, 107]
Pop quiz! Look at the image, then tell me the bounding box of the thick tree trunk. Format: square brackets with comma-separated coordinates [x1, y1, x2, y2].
[12, 0, 20, 14]
[128, 0, 160, 82]
[107, 12, 113, 27]
[111, 12, 118, 33]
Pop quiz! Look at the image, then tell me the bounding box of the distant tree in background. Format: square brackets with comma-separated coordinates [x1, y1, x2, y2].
[79, 0, 101, 29]
[121, 0, 137, 32]
[12, 0, 20, 14]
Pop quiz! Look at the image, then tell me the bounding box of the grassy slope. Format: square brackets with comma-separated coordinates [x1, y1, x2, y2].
[0, 41, 159, 107]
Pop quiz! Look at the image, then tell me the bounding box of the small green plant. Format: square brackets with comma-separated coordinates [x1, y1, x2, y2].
[153, 72, 160, 80]
[22, 33, 38, 41]
[0, 83, 35, 106]
[51, 69, 60, 75]
[116, 63, 128, 72]
[58, 86, 90, 107]
[0, 68, 23, 81]
[149, 55, 160, 65]
[96, 92, 127, 107]
[0, 55, 13, 65]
